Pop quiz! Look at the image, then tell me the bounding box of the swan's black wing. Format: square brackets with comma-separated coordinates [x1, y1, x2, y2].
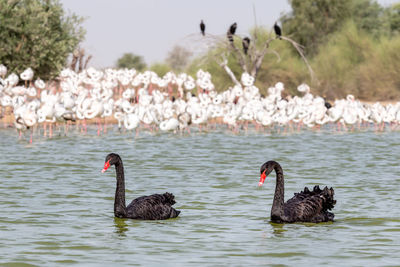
[283, 186, 336, 223]
[126, 192, 180, 220]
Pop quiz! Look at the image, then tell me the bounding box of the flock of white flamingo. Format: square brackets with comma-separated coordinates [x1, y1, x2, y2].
[1, 63, 400, 142]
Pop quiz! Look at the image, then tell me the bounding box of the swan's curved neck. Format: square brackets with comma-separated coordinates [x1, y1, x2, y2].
[114, 160, 127, 218]
[271, 163, 285, 220]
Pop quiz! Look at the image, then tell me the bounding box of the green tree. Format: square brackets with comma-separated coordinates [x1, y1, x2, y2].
[116, 53, 146, 71]
[385, 3, 400, 34]
[311, 21, 372, 99]
[281, 0, 385, 55]
[0, 0, 85, 79]
[350, 0, 385, 37]
[312, 20, 400, 100]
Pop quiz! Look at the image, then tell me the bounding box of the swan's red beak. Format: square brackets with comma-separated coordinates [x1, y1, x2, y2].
[102, 159, 111, 173]
[258, 170, 267, 186]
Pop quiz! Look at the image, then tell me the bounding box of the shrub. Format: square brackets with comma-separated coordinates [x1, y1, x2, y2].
[150, 62, 170, 77]
[0, 0, 85, 80]
[356, 36, 400, 100]
[116, 53, 146, 71]
[311, 21, 372, 99]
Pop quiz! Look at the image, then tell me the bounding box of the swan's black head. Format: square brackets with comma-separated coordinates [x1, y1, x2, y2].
[101, 153, 121, 173]
[259, 161, 277, 186]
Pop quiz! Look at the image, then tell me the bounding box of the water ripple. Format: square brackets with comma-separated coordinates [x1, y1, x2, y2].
[0, 129, 399, 266]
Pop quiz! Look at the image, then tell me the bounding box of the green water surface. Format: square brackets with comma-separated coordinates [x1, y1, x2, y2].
[0, 128, 399, 266]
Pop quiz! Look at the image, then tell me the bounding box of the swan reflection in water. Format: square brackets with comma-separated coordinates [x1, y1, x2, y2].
[269, 222, 286, 237]
[114, 217, 129, 237]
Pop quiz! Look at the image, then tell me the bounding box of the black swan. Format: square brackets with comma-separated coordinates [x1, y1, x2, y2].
[258, 161, 336, 223]
[274, 22, 282, 40]
[200, 20, 205, 36]
[101, 153, 180, 220]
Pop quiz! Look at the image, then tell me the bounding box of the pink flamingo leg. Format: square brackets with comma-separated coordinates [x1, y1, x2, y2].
[43, 123, 47, 137]
[82, 119, 87, 134]
[49, 123, 53, 138]
[97, 118, 101, 136]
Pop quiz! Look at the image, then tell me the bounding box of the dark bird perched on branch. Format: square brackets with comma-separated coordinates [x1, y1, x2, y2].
[200, 20, 205, 36]
[227, 22, 237, 44]
[242, 37, 250, 55]
[274, 22, 282, 40]
[229, 22, 237, 35]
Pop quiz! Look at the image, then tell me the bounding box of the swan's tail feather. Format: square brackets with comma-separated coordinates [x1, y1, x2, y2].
[297, 186, 319, 196]
[296, 185, 336, 211]
[299, 186, 322, 195]
[163, 192, 176, 206]
[322, 186, 336, 211]
[313, 185, 322, 193]
[164, 193, 180, 218]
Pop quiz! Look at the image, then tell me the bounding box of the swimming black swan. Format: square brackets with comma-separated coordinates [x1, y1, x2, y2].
[258, 161, 336, 223]
[101, 153, 180, 220]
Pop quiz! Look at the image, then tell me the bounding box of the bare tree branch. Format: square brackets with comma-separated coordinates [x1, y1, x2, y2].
[281, 36, 317, 83]
[78, 48, 85, 72]
[214, 25, 316, 86]
[84, 55, 92, 70]
[268, 49, 281, 62]
[70, 49, 79, 70]
[226, 35, 248, 73]
[70, 47, 92, 72]
[252, 3, 258, 41]
[249, 37, 274, 78]
[217, 54, 241, 86]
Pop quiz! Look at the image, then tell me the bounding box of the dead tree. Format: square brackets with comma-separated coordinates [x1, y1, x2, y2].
[217, 24, 316, 85]
[70, 48, 92, 72]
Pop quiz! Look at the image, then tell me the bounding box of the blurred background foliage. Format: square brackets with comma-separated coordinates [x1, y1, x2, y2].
[116, 53, 147, 71]
[1, 0, 399, 100]
[0, 0, 85, 80]
[188, 0, 400, 100]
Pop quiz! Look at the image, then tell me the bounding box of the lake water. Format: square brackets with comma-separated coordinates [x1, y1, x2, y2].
[0, 127, 399, 266]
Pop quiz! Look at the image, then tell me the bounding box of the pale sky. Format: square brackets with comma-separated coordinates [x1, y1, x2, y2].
[60, 0, 399, 69]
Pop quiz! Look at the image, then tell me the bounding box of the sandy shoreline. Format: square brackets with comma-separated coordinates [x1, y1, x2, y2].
[1, 100, 398, 127]
[0, 107, 118, 126]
